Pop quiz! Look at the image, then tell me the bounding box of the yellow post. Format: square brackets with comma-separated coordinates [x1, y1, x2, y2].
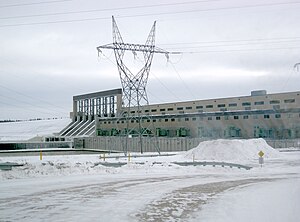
[128, 152, 131, 163]
[40, 151, 43, 160]
[103, 153, 106, 161]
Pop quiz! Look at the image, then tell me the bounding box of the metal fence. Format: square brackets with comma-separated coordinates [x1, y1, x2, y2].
[74, 137, 205, 152]
[265, 139, 300, 149]
[74, 137, 300, 152]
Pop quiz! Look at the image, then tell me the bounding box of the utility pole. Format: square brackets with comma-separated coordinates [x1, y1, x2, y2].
[97, 16, 169, 154]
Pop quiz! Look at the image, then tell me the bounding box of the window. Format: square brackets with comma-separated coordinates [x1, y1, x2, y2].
[216, 116, 221, 120]
[242, 102, 251, 106]
[147, 119, 150, 122]
[196, 105, 203, 109]
[208, 117, 212, 120]
[179, 111, 184, 114]
[264, 115, 270, 119]
[186, 106, 192, 110]
[270, 100, 280, 104]
[217, 104, 226, 108]
[234, 116, 239, 119]
[153, 119, 156, 122]
[160, 108, 166, 112]
[167, 108, 173, 111]
[192, 117, 197, 121]
[151, 109, 157, 112]
[131, 120, 134, 123]
[284, 99, 295, 103]
[243, 115, 249, 119]
[254, 101, 264, 105]
[177, 107, 183, 110]
[121, 121, 124, 123]
[206, 105, 213, 108]
[229, 103, 237, 107]
[275, 114, 281, 118]
[185, 118, 189, 121]
[130, 111, 135, 114]
[145, 110, 149, 113]
[220, 108, 227, 111]
[165, 119, 169, 122]
[171, 118, 175, 122]
[104, 121, 107, 124]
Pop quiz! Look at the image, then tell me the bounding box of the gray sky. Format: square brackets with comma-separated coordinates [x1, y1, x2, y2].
[0, 0, 300, 120]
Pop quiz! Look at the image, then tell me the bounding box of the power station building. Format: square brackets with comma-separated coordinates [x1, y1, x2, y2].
[60, 89, 300, 141]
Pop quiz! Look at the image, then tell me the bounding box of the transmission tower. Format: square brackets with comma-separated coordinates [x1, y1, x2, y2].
[97, 16, 169, 154]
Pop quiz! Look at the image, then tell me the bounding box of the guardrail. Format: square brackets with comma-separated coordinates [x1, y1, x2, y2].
[0, 162, 24, 171]
[95, 161, 252, 170]
[172, 161, 252, 170]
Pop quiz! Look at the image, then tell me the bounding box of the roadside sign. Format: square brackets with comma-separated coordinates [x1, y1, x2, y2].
[258, 151, 264, 157]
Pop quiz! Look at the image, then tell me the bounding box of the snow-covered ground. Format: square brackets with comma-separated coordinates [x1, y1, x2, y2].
[0, 118, 71, 141]
[1, 139, 300, 222]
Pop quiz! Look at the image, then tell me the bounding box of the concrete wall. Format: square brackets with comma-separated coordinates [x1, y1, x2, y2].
[74, 137, 204, 152]
[75, 137, 300, 152]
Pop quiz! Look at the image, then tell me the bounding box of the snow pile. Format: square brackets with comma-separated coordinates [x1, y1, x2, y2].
[184, 138, 281, 162]
[0, 118, 71, 141]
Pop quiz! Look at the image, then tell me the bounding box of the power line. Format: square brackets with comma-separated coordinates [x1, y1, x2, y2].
[158, 37, 300, 47]
[0, 94, 66, 116]
[99, 51, 183, 102]
[0, 83, 67, 111]
[0, 0, 73, 8]
[168, 62, 196, 100]
[0, 0, 221, 20]
[163, 40, 300, 51]
[175, 46, 300, 54]
[0, 100, 65, 117]
[150, 71, 183, 101]
[1, 1, 300, 28]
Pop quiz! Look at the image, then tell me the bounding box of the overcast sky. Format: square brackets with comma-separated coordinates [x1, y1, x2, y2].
[0, 0, 300, 120]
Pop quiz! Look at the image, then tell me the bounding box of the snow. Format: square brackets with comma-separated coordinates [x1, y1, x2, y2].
[195, 178, 300, 222]
[0, 118, 71, 141]
[184, 138, 281, 163]
[0, 138, 299, 221]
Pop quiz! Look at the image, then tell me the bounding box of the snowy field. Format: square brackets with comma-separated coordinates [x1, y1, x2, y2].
[1, 139, 300, 222]
[0, 118, 71, 141]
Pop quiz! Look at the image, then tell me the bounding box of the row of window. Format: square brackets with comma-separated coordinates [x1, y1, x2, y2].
[129, 98, 296, 113]
[100, 113, 299, 124]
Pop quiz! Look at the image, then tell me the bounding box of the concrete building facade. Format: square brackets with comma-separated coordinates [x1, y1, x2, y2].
[96, 90, 300, 140]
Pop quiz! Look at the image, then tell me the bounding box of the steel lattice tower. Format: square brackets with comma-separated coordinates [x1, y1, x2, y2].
[97, 16, 169, 153]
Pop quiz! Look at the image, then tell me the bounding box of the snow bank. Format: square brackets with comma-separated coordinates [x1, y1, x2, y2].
[0, 118, 71, 141]
[184, 139, 281, 162]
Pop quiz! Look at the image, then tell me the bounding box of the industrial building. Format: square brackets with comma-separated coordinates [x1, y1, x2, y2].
[60, 89, 300, 142]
